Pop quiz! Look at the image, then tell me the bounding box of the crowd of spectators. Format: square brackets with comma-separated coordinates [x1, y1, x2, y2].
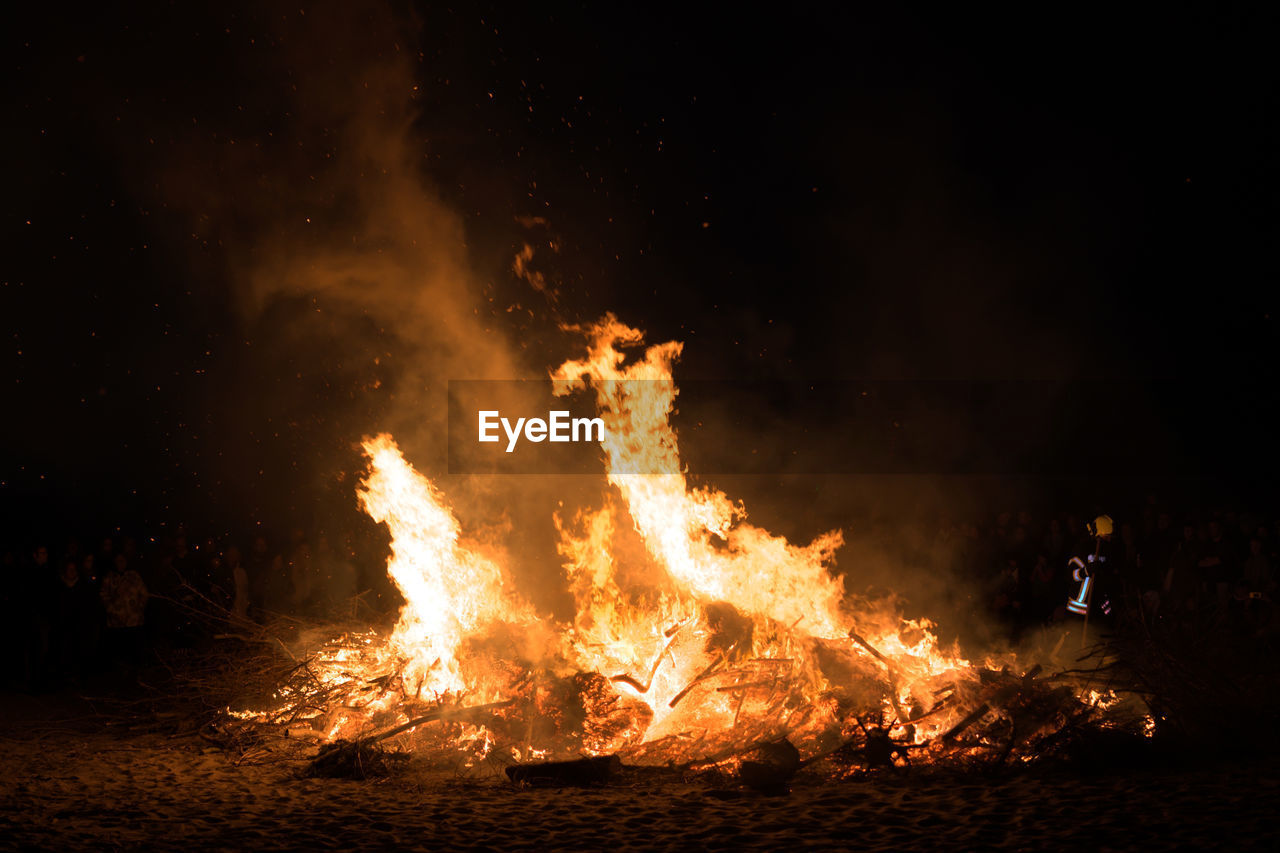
[0, 526, 392, 691]
[2, 498, 1276, 692]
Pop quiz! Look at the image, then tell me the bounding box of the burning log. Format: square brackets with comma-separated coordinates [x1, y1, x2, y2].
[667, 647, 734, 708]
[846, 629, 892, 668]
[302, 699, 513, 778]
[901, 694, 954, 725]
[942, 702, 992, 742]
[505, 755, 621, 787]
[609, 621, 685, 694]
[942, 665, 1042, 744]
[846, 628, 911, 725]
[716, 679, 786, 694]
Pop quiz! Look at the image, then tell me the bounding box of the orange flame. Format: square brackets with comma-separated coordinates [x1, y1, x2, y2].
[550, 315, 972, 744]
[238, 317, 989, 758]
[358, 433, 535, 699]
[552, 314, 846, 634]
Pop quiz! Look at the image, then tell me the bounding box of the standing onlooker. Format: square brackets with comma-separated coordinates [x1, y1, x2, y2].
[0, 548, 17, 680]
[101, 553, 149, 670]
[224, 546, 251, 621]
[248, 534, 288, 618]
[97, 537, 116, 577]
[287, 529, 315, 616]
[1199, 520, 1238, 623]
[1241, 536, 1275, 636]
[55, 558, 101, 681]
[1164, 523, 1201, 626]
[1042, 517, 1068, 569]
[20, 544, 57, 690]
[1243, 536, 1273, 593]
[1027, 553, 1058, 625]
[314, 534, 358, 615]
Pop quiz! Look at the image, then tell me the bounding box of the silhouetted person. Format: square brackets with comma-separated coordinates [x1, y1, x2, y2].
[1240, 536, 1274, 636]
[54, 558, 101, 681]
[1199, 520, 1237, 623]
[224, 545, 250, 621]
[80, 552, 98, 586]
[20, 544, 57, 690]
[0, 548, 17, 675]
[1147, 512, 1176, 582]
[168, 534, 196, 587]
[314, 534, 358, 615]
[97, 537, 116, 576]
[160, 533, 207, 647]
[288, 530, 315, 616]
[248, 534, 288, 618]
[101, 553, 148, 671]
[1163, 522, 1201, 628]
[198, 535, 234, 609]
[1028, 553, 1058, 625]
[1042, 518, 1068, 568]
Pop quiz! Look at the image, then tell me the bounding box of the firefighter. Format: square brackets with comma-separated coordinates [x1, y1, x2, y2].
[1066, 515, 1115, 638]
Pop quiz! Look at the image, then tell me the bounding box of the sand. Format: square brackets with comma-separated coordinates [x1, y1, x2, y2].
[2, 694, 1276, 851]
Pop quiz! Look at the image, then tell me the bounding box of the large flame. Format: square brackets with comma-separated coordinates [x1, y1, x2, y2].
[548, 315, 970, 744]
[358, 434, 534, 698]
[552, 314, 846, 634]
[239, 316, 1005, 759]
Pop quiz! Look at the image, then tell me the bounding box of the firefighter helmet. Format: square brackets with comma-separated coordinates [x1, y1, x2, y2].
[1087, 515, 1114, 538]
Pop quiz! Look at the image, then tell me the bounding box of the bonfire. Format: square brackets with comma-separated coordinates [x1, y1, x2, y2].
[216, 316, 1152, 782]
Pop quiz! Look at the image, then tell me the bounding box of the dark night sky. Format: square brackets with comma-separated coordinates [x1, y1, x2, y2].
[3, 3, 1278, 546]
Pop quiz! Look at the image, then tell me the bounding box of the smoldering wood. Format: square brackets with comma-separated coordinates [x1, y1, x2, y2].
[191, 580, 1157, 777]
[505, 755, 621, 787]
[302, 700, 516, 778]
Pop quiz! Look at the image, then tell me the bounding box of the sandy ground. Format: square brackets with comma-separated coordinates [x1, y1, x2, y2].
[2, 694, 1277, 851]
